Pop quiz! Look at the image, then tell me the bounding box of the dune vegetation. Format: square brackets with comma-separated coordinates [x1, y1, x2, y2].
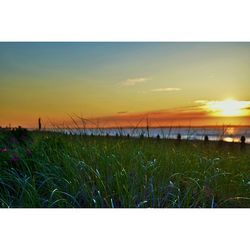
[0, 128, 249, 208]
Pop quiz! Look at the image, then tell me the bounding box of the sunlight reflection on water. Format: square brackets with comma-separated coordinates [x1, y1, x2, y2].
[223, 137, 239, 143]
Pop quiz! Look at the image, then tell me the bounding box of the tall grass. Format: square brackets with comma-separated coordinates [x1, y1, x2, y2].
[0, 131, 249, 208]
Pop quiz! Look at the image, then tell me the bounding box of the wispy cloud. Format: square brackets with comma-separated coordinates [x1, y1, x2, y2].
[195, 100, 208, 104]
[117, 111, 128, 114]
[77, 101, 250, 128]
[122, 77, 148, 86]
[195, 99, 250, 108]
[151, 87, 181, 92]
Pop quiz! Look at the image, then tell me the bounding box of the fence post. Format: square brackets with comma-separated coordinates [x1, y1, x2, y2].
[240, 135, 246, 150]
[177, 133, 181, 142]
[38, 118, 42, 131]
[204, 135, 209, 143]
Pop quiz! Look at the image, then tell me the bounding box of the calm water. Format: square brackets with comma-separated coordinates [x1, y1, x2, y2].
[56, 126, 250, 143]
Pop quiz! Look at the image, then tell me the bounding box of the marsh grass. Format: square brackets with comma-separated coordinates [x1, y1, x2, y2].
[0, 131, 249, 208]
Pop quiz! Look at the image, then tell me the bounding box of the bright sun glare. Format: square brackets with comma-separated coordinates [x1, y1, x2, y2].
[205, 99, 250, 117]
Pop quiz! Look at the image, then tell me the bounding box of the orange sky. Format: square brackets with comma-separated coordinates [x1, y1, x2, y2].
[0, 42, 250, 128]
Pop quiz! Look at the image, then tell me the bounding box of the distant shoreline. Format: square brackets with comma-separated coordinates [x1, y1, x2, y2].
[27, 130, 250, 145]
[17, 124, 250, 130]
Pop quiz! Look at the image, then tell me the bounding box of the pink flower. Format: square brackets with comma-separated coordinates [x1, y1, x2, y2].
[1, 147, 7, 153]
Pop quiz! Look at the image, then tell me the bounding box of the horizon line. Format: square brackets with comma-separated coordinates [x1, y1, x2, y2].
[2, 124, 250, 130]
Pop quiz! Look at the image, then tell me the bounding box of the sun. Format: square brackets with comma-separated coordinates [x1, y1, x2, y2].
[205, 99, 250, 117]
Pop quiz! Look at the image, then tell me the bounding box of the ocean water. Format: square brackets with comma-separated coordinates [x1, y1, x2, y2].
[56, 126, 250, 143]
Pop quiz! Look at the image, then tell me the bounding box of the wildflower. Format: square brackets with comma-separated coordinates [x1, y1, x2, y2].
[10, 154, 20, 164]
[1, 147, 7, 153]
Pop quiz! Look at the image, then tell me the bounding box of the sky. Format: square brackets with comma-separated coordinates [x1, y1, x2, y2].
[0, 42, 250, 128]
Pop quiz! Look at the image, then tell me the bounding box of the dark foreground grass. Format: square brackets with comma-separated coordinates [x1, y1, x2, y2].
[0, 131, 249, 208]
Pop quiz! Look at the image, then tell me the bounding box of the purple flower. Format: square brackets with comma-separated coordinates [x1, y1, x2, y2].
[10, 154, 20, 164]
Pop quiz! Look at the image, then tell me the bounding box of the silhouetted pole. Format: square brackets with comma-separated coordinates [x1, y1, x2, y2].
[38, 118, 42, 131]
[240, 135, 246, 150]
[146, 116, 150, 138]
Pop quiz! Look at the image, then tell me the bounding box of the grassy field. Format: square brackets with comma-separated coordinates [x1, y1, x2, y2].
[0, 129, 249, 208]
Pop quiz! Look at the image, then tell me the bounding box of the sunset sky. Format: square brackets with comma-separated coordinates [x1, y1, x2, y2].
[0, 42, 250, 128]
